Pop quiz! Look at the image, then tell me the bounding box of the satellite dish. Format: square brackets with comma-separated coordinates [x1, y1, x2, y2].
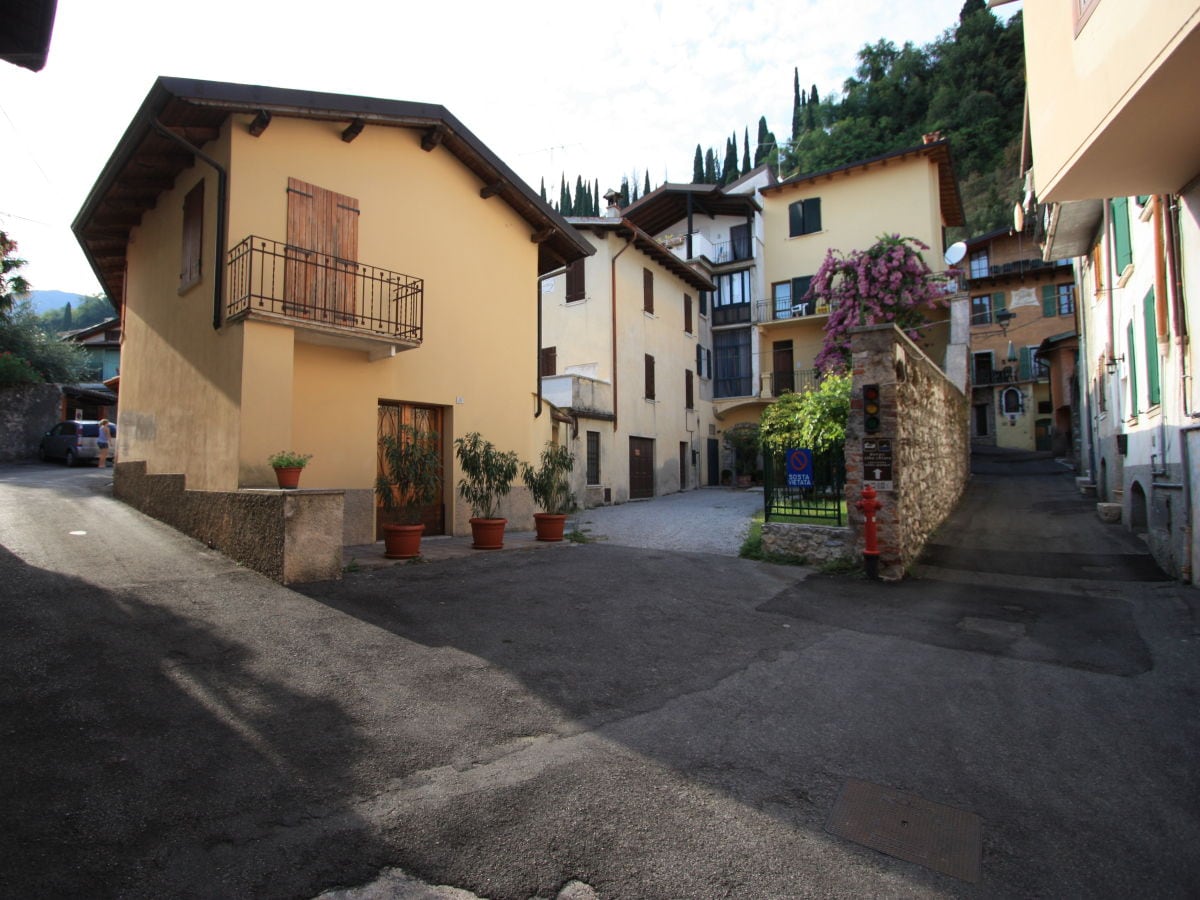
[944, 241, 967, 266]
[1013, 202, 1026, 232]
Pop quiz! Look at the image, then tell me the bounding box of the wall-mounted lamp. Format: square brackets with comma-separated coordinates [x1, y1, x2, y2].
[1105, 353, 1125, 375]
[1005, 340, 1019, 365]
[995, 308, 1016, 333]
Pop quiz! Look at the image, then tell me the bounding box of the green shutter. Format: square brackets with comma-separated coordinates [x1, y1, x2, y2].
[1112, 197, 1132, 272]
[1127, 321, 1138, 415]
[993, 292, 1006, 313]
[1018, 346, 1032, 381]
[1144, 288, 1160, 406]
[1042, 284, 1057, 317]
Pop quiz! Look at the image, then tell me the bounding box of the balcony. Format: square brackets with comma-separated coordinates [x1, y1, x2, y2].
[541, 373, 613, 418]
[712, 302, 752, 327]
[758, 298, 830, 323]
[966, 257, 1072, 283]
[227, 236, 423, 359]
[762, 368, 821, 398]
[663, 232, 754, 266]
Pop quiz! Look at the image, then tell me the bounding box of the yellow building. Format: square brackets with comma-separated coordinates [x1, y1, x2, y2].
[540, 210, 717, 502]
[73, 77, 592, 579]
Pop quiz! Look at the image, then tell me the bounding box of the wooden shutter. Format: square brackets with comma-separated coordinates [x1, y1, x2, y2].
[1042, 284, 1057, 317]
[803, 198, 821, 234]
[643, 268, 654, 313]
[566, 259, 585, 302]
[1112, 197, 1132, 271]
[540, 346, 557, 377]
[788, 201, 803, 237]
[1127, 320, 1138, 415]
[685, 369, 694, 409]
[684, 294, 693, 333]
[1018, 346, 1032, 381]
[993, 292, 1006, 314]
[286, 177, 360, 322]
[1144, 288, 1160, 405]
[699, 290, 708, 316]
[180, 180, 204, 291]
[645, 354, 655, 399]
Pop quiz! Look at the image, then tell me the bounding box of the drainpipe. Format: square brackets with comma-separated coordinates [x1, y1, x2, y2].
[1153, 196, 1169, 342]
[152, 120, 228, 331]
[535, 266, 566, 417]
[611, 231, 634, 432]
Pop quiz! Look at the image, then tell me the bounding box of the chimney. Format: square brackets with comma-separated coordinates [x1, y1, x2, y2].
[922, 131, 943, 145]
[604, 189, 621, 218]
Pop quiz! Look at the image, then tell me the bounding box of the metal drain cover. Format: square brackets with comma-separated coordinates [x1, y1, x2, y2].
[825, 779, 982, 883]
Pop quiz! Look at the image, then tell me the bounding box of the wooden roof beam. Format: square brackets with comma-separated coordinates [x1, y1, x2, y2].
[421, 126, 446, 152]
[248, 109, 272, 137]
[531, 227, 554, 244]
[480, 180, 506, 200]
[341, 118, 365, 143]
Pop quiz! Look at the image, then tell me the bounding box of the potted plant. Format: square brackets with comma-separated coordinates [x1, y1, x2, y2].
[522, 441, 576, 542]
[268, 450, 312, 489]
[376, 425, 442, 559]
[454, 431, 518, 549]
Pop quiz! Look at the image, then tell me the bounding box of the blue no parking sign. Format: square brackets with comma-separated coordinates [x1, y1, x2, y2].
[785, 448, 814, 487]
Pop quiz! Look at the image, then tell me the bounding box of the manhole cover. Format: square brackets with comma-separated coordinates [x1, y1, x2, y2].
[825, 779, 982, 883]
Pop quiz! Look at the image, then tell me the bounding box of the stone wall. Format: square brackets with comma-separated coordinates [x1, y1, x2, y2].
[114, 460, 344, 583]
[761, 522, 854, 564]
[845, 324, 969, 580]
[1, 384, 63, 461]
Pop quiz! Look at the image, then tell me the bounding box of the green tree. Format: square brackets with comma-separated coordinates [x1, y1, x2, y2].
[742, 127, 751, 173]
[792, 67, 802, 140]
[754, 117, 770, 166]
[62, 303, 72, 331]
[693, 144, 705, 183]
[539, 176, 547, 204]
[1, 231, 31, 317]
[722, 135, 739, 184]
[574, 175, 586, 215]
[0, 300, 91, 384]
[759, 373, 852, 458]
[704, 148, 718, 184]
[643, 170, 651, 197]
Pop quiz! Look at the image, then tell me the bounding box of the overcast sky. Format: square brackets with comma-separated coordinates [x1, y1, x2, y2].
[0, 0, 1018, 297]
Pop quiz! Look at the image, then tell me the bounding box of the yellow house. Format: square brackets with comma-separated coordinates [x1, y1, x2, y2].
[72, 77, 592, 581]
[540, 210, 717, 501]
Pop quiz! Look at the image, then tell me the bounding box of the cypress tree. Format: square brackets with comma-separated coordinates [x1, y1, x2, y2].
[807, 84, 819, 130]
[63, 302, 72, 330]
[723, 134, 739, 184]
[594, 179, 600, 215]
[792, 67, 802, 140]
[693, 144, 704, 183]
[559, 174, 569, 213]
[619, 177, 630, 207]
[742, 128, 751, 173]
[754, 117, 770, 166]
[575, 175, 585, 216]
[644, 170, 651, 197]
[704, 148, 718, 184]
[539, 176, 547, 204]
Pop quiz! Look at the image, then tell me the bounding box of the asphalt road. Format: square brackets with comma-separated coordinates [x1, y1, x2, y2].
[1, 458, 1198, 898]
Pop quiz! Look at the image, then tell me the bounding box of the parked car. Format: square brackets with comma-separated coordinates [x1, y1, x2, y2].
[38, 420, 115, 467]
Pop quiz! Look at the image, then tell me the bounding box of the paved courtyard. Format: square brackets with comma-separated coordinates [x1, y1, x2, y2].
[571, 486, 763, 555]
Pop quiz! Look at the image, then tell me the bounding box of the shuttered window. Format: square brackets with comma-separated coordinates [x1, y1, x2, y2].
[586, 431, 600, 485]
[566, 259, 585, 302]
[699, 290, 709, 316]
[684, 294, 693, 333]
[1144, 288, 1160, 406]
[643, 268, 654, 314]
[1127, 320, 1138, 416]
[644, 354, 655, 400]
[1111, 197, 1132, 272]
[685, 369, 694, 409]
[1042, 284, 1057, 317]
[788, 197, 822, 237]
[285, 177, 360, 322]
[540, 346, 557, 377]
[179, 180, 204, 292]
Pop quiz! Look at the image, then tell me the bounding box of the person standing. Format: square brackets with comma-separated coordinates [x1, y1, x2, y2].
[97, 418, 113, 468]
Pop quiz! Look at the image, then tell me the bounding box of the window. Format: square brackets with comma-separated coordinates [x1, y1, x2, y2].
[643, 268, 654, 314]
[685, 369, 694, 409]
[540, 346, 557, 377]
[1043, 283, 1075, 317]
[1002, 387, 1022, 414]
[1127, 320, 1139, 416]
[788, 197, 822, 237]
[699, 290, 709, 316]
[973, 351, 994, 384]
[730, 222, 752, 260]
[1019, 346, 1046, 381]
[586, 431, 600, 485]
[971, 295, 993, 326]
[1111, 197, 1132, 272]
[790, 276, 814, 316]
[180, 180, 204, 292]
[772, 281, 791, 320]
[644, 353, 655, 400]
[696, 343, 712, 379]
[566, 258, 585, 302]
[1144, 288, 1160, 406]
[712, 271, 752, 325]
[969, 250, 989, 279]
[714, 329, 752, 398]
[684, 294, 693, 334]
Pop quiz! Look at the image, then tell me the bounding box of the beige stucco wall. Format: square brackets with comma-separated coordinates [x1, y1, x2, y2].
[1024, 1, 1200, 201]
[118, 112, 557, 541]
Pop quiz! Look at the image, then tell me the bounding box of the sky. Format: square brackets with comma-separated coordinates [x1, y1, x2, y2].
[0, 0, 1018, 297]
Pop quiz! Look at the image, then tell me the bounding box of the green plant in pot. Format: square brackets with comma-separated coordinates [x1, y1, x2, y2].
[268, 450, 312, 489]
[522, 441, 576, 542]
[454, 431, 518, 549]
[376, 425, 441, 559]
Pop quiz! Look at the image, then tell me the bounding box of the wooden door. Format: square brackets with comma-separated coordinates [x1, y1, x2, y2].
[629, 437, 655, 499]
[707, 438, 719, 486]
[772, 340, 794, 395]
[286, 177, 360, 323]
[679, 442, 688, 491]
[376, 402, 444, 538]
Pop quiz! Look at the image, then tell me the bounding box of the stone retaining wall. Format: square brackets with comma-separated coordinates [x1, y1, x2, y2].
[845, 324, 969, 580]
[761, 522, 854, 564]
[1, 384, 62, 461]
[113, 460, 344, 583]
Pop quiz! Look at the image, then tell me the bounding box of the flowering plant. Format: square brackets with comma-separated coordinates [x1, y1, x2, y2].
[808, 234, 954, 374]
[268, 450, 312, 469]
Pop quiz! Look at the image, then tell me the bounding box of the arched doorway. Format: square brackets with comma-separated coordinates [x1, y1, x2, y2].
[1129, 481, 1149, 535]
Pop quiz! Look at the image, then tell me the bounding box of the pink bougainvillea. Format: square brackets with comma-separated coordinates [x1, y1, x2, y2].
[807, 234, 954, 374]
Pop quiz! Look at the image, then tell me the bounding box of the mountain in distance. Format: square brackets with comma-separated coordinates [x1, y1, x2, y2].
[24, 289, 85, 315]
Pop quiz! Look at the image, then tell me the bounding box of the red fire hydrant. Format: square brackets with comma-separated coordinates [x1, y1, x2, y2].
[856, 484, 882, 580]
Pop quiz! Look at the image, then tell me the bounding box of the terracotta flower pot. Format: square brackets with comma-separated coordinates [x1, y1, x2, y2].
[382, 523, 425, 559]
[533, 512, 568, 542]
[469, 517, 507, 549]
[274, 466, 303, 489]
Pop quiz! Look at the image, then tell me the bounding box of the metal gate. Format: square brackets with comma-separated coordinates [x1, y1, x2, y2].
[763, 449, 844, 525]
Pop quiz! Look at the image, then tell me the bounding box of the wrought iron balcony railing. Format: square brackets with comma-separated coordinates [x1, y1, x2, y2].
[227, 236, 423, 344]
[762, 368, 821, 397]
[759, 298, 831, 322]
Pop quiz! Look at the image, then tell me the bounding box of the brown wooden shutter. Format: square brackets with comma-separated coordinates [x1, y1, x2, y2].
[566, 259, 585, 302]
[684, 293, 693, 333]
[685, 369, 694, 409]
[645, 354, 655, 399]
[180, 180, 204, 291]
[540, 346, 557, 377]
[286, 177, 360, 321]
[643, 268, 654, 314]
